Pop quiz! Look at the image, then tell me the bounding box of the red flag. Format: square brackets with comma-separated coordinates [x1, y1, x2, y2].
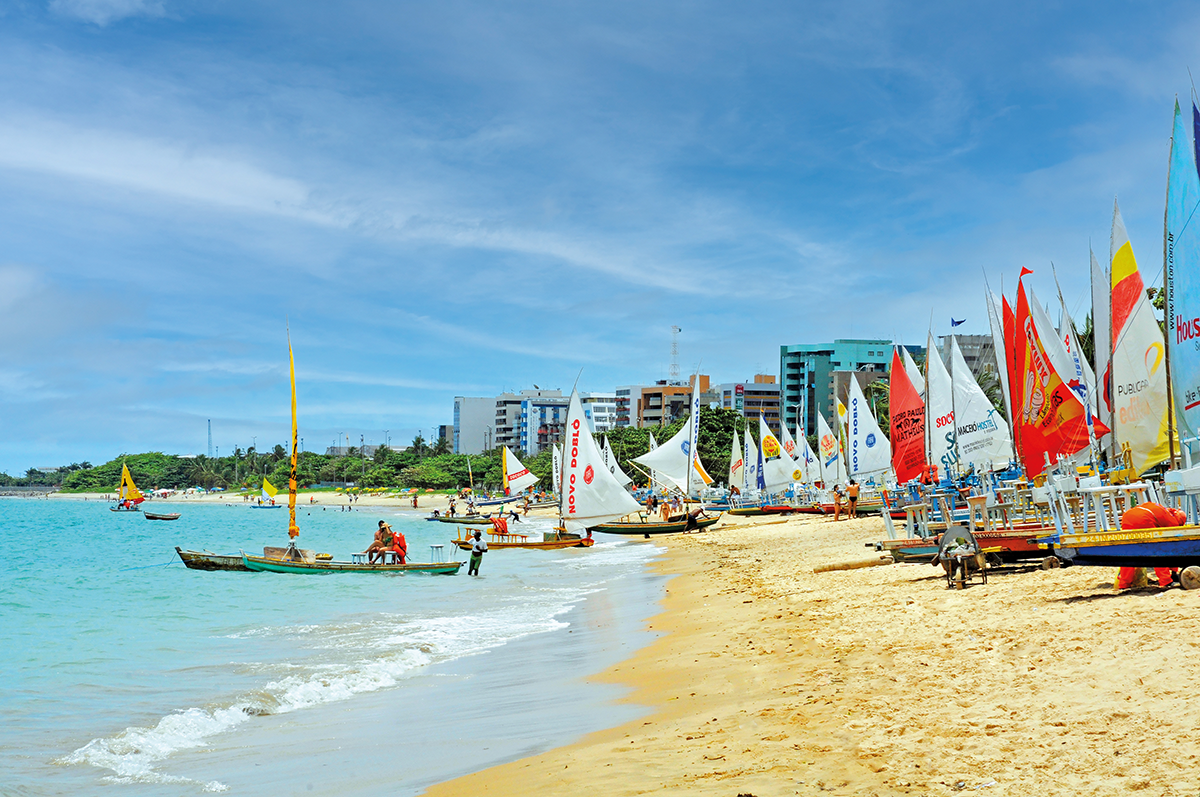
[1014, 281, 1093, 477]
[888, 348, 926, 483]
[1020, 267, 1034, 277]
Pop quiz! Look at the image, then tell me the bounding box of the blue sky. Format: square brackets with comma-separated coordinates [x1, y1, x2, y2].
[1, 0, 1197, 472]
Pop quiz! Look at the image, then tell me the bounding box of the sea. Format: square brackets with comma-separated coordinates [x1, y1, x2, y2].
[0, 498, 667, 796]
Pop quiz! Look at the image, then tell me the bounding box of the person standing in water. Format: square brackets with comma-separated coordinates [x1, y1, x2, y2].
[468, 530, 487, 576]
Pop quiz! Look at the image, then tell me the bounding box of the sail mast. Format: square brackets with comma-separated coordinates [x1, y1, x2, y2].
[287, 329, 299, 541]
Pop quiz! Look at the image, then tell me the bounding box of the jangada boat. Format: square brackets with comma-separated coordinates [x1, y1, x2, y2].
[590, 513, 721, 537]
[110, 463, 144, 512]
[177, 546, 257, 571]
[241, 552, 461, 575]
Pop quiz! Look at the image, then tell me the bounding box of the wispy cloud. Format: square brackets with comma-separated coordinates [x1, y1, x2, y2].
[49, 0, 164, 26]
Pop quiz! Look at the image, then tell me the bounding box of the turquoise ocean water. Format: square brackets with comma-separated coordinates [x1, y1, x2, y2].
[0, 498, 664, 795]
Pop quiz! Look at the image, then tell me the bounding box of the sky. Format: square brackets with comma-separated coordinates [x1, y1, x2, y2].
[2, 0, 1198, 473]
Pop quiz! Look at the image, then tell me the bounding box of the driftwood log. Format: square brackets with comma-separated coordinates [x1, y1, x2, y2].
[1181, 566, 1200, 591]
[813, 554, 894, 574]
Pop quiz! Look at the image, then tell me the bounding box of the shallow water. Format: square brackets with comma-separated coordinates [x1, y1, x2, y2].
[0, 498, 664, 795]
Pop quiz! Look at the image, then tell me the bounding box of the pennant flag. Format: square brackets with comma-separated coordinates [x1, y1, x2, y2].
[951, 317, 966, 327]
[889, 347, 927, 483]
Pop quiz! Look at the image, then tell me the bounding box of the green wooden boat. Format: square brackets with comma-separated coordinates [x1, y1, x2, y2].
[432, 515, 496, 525]
[241, 552, 462, 575]
[589, 514, 722, 536]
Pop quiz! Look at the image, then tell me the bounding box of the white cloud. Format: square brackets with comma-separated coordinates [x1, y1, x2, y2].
[49, 0, 165, 26]
[0, 116, 329, 222]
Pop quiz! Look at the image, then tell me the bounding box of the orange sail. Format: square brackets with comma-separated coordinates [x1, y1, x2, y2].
[888, 347, 926, 483]
[1013, 278, 1093, 477]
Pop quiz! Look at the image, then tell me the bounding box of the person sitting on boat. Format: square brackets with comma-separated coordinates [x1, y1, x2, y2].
[367, 521, 392, 564]
[388, 524, 408, 564]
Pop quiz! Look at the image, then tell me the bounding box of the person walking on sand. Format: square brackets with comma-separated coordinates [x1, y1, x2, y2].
[846, 479, 860, 519]
[468, 530, 487, 576]
[831, 484, 845, 522]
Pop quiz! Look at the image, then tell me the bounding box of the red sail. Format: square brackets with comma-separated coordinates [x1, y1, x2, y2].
[1002, 295, 1021, 464]
[1014, 280, 1093, 477]
[889, 347, 927, 483]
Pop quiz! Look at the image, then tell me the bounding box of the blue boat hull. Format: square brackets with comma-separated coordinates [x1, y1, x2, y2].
[1051, 538, 1200, 568]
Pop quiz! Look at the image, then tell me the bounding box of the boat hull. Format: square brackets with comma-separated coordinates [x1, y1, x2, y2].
[145, 511, 181, 521]
[249, 504, 283, 509]
[451, 536, 595, 550]
[1045, 525, 1200, 568]
[726, 507, 779, 516]
[589, 515, 722, 536]
[176, 547, 251, 571]
[241, 553, 462, 574]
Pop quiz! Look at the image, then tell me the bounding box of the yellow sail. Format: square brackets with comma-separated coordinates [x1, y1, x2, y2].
[287, 331, 300, 540]
[262, 477, 278, 498]
[119, 463, 143, 503]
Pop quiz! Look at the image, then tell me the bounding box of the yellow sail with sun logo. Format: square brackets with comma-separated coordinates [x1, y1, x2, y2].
[1109, 201, 1171, 475]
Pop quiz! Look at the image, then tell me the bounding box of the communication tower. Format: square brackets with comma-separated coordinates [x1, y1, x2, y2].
[208, 420, 213, 458]
[669, 326, 681, 381]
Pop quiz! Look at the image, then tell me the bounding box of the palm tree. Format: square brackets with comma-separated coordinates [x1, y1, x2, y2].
[411, 434, 428, 459]
[432, 436, 451, 456]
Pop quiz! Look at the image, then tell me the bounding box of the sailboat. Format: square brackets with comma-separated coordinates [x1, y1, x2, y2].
[250, 476, 284, 509]
[241, 333, 461, 574]
[111, 463, 144, 512]
[452, 394, 626, 549]
[604, 376, 722, 535]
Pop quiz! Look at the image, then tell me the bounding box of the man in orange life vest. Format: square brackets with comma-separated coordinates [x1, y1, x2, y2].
[1114, 503, 1186, 590]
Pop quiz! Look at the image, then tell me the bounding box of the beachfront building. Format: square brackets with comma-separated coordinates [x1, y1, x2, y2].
[579, 393, 618, 434]
[614, 384, 647, 428]
[621, 375, 711, 428]
[937, 333, 999, 379]
[712, 375, 782, 432]
[493, 389, 569, 457]
[453, 396, 494, 454]
[780, 340, 896, 439]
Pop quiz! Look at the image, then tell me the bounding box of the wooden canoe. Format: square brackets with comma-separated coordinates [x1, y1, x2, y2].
[590, 514, 722, 536]
[725, 506, 779, 516]
[241, 552, 462, 575]
[434, 515, 496, 525]
[451, 535, 595, 550]
[176, 547, 251, 571]
[145, 511, 181, 521]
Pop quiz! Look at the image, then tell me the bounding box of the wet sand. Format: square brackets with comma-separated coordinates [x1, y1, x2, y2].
[426, 512, 1200, 796]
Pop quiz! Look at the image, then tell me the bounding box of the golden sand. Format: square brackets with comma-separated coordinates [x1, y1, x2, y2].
[426, 513, 1200, 796]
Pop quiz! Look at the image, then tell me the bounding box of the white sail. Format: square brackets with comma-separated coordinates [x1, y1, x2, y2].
[633, 422, 690, 492]
[985, 289, 1015, 431]
[797, 434, 819, 484]
[759, 415, 797, 491]
[816, 412, 845, 485]
[502, 446, 539, 494]
[647, 431, 659, 489]
[903, 347, 925, 401]
[948, 335, 1012, 472]
[743, 420, 760, 491]
[846, 377, 891, 479]
[1091, 246, 1113, 456]
[1056, 290, 1100, 442]
[559, 390, 644, 532]
[729, 427, 744, 489]
[551, 443, 562, 494]
[926, 332, 957, 478]
[602, 436, 634, 487]
[778, 420, 808, 483]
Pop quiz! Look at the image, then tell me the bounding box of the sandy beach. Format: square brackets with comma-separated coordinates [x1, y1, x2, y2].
[426, 512, 1200, 796]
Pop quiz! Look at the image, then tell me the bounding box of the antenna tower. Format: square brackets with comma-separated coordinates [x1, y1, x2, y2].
[207, 420, 213, 458]
[669, 326, 681, 381]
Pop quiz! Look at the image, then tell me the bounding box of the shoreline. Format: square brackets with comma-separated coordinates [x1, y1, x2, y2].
[425, 513, 1200, 796]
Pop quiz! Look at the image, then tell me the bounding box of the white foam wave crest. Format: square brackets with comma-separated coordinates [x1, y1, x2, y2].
[63, 536, 659, 790]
